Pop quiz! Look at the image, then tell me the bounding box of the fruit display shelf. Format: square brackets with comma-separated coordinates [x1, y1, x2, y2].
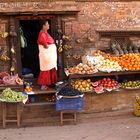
[122, 87, 140, 90]
[68, 70, 140, 80]
[71, 84, 140, 95]
[0, 85, 23, 91]
[24, 102, 56, 107]
[94, 88, 140, 95]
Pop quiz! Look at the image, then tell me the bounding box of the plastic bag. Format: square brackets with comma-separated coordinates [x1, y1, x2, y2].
[55, 81, 68, 92]
[134, 96, 140, 117]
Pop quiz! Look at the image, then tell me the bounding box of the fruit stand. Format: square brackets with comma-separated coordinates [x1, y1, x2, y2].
[0, 52, 140, 127]
[0, 88, 28, 128]
[0, 0, 140, 128]
[65, 50, 140, 112]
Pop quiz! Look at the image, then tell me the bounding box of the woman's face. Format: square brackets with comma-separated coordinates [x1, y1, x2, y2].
[43, 21, 49, 30]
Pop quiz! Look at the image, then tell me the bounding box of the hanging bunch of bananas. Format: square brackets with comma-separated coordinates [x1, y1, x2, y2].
[0, 46, 2, 51]
[0, 53, 10, 61]
[87, 36, 95, 43]
[11, 46, 16, 54]
[73, 54, 81, 60]
[62, 35, 72, 41]
[58, 46, 63, 53]
[76, 39, 82, 44]
[10, 66, 15, 72]
[1, 32, 9, 39]
[63, 45, 72, 51]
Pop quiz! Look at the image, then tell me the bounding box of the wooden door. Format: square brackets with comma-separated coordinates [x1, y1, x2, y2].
[13, 15, 65, 80]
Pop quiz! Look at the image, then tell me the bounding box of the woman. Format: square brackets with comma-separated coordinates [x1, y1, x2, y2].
[37, 20, 58, 90]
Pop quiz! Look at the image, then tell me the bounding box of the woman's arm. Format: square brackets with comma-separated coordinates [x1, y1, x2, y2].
[38, 32, 48, 48]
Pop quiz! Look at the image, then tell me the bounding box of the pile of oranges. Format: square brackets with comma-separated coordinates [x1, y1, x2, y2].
[106, 53, 140, 70]
[93, 50, 106, 56]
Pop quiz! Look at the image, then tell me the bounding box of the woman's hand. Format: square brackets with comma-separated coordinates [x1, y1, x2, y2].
[44, 45, 48, 49]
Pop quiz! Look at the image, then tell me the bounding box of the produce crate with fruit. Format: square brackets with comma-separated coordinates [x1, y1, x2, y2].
[71, 79, 93, 92]
[92, 78, 120, 94]
[66, 63, 98, 75]
[56, 85, 84, 111]
[121, 80, 140, 89]
[0, 88, 28, 103]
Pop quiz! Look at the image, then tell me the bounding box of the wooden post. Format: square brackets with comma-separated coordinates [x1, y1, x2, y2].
[17, 103, 21, 127]
[60, 110, 77, 126]
[2, 102, 6, 128]
[74, 112, 77, 125]
[2, 102, 23, 128]
[9, 16, 20, 75]
[60, 111, 63, 126]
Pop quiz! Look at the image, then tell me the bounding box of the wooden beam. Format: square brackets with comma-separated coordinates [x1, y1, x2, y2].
[68, 71, 140, 79]
[0, 0, 139, 2]
[0, 11, 80, 16]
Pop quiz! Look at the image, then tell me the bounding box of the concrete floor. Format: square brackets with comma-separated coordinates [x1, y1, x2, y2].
[0, 109, 140, 140]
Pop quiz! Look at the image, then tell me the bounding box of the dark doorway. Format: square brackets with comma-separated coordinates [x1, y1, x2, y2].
[19, 20, 51, 78]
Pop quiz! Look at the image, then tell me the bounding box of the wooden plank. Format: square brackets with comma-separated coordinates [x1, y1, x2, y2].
[0, 0, 139, 2]
[84, 89, 140, 95]
[97, 30, 140, 35]
[62, 119, 76, 121]
[33, 90, 56, 95]
[5, 120, 17, 122]
[69, 71, 140, 79]
[24, 102, 56, 107]
[0, 85, 23, 91]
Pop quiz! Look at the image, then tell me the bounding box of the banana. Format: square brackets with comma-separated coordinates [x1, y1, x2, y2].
[66, 54, 71, 58]
[1, 32, 9, 38]
[76, 39, 81, 44]
[73, 54, 81, 60]
[62, 35, 72, 41]
[68, 45, 72, 49]
[63, 45, 72, 50]
[10, 66, 15, 72]
[0, 54, 10, 61]
[58, 47, 63, 53]
[0, 46, 2, 51]
[63, 45, 68, 50]
[11, 47, 16, 54]
[87, 36, 95, 43]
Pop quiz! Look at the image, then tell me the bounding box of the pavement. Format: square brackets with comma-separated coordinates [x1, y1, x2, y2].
[0, 109, 140, 140]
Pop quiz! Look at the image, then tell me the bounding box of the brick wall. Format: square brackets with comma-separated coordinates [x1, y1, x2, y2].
[0, 1, 140, 70]
[62, 2, 140, 66]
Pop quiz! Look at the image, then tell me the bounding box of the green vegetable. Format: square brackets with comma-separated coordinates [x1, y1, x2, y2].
[0, 88, 26, 102]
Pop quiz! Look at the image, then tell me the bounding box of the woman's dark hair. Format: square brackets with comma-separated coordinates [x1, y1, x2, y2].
[39, 20, 48, 29]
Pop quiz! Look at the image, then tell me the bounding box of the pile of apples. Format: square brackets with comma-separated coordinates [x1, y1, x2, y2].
[71, 79, 93, 92]
[68, 63, 97, 74]
[96, 59, 122, 72]
[92, 78, 120, 92]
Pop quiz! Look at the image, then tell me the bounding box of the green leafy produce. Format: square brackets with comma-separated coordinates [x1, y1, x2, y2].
[0, 88, 27, 102]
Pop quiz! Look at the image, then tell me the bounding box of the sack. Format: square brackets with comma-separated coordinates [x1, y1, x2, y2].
[134, 96, 140, 117]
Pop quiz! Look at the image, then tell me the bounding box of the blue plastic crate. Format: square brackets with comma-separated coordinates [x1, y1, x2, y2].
[56, 97, 84, 111]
